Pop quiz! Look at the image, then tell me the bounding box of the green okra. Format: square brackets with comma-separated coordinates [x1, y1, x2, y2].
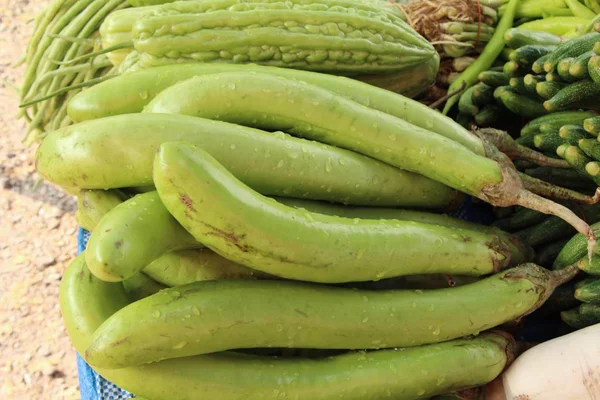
[575, 278, 600, 303]
[85, 263, 569, 369]
[153, 143, 518, 284]
[66, 65, 481, 155]
[122, 273, 166, 302]
[85, 191, 201, 282]
[75, 189, 128, 232]
[61, 255, 516, 400]
[37, 114, 458, 209]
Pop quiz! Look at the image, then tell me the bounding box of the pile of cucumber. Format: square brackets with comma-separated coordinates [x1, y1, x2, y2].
[457, 28, 600, 127]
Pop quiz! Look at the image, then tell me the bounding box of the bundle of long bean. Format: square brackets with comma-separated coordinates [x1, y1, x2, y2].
[19, 0, 130, 142]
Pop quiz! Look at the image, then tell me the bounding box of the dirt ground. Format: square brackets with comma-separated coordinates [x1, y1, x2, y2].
[0, 0, 81, 398]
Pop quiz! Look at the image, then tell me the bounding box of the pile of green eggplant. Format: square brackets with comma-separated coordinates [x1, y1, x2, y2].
[23, 0, 600, 399]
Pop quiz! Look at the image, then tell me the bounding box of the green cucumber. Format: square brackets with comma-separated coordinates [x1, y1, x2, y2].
[557, 57, 577, 82]
[535, 81, 568, 99]
[584, 116, 600, 135]
[561, 307, 597, 328]
[458, 85, 479, 116]
[535, 238, 571, 268]
[517, 216, 572, 247]
[475, 104, 504, 127]
[544, 80, 600, 112]
[472, 83, 495, 106]
[151, 143, 522, 284]
[523, 74, 545, 93]
[563, 145, 594, 175]
[579, 303, 600, 319]
[578, 138, 600, 161]
[504, 28, 563, 49]
[556, 143, 570, 158]
[575, 278, 600, 303]
[521, 111, 597, 136]
[543, 32, 600, 72]
[524, 166, 596, 190]
[510, 45, 556, 65]
[545, 71, 562, 82]
[493, 207, 548, 232]
[533, 132, 564, 152]
[533, 53, 552, 73]
[85, 264, 571, 369]
[587, 161, 600, 177]
[578, 255, 600, 275]
[503, 60, 524, 77]
[478, 70, 509, 87]
[554, 221, 600, 269]
[516, 132, 536, 147]
[560, 124, 592, 141]
[559, 126, 587, 145]
[569, 51, 594, 79]
[500, 88, 548, 118]
[509, 77, 529, 94]
[589, 55, 600, 83]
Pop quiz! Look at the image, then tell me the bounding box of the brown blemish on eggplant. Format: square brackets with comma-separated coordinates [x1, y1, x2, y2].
[111, 337, 130, 347]
[114, 240, 122, 249]
[295, 309, 308, 317]
[179, 194, 196, 212]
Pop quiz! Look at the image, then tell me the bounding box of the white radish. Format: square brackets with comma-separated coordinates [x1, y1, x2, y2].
[487, 323, 600, 400]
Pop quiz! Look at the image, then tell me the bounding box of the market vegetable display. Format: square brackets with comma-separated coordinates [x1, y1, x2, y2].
[22, 0, 600, 398]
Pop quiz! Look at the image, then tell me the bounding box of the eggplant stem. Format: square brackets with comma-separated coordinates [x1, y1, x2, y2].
[519, 173, 600, 204]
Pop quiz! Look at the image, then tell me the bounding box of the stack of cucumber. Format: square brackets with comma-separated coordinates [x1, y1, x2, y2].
[456, 28, 600, 128]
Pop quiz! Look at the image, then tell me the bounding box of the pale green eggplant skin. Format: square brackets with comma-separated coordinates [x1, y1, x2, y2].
[122, 272, 167, 302]
[61, 255, 512, 400]
[85, 191, 201, 282]
[85, 264, 546, 369]
[75, 189, 128, 232]
[144, 72, 502, 197]
[274, 197, 533, 266]
[143, 248, 269, 287]
[67, 63, 482, 154]
[36, 113, 459, 209]
[153, 143, 515, 283]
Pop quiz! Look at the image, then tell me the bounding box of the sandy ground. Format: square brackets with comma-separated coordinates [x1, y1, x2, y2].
[0, 0, 81, 398]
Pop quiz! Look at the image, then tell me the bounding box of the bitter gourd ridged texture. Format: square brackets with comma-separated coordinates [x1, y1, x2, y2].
[130, 0, 438, 75]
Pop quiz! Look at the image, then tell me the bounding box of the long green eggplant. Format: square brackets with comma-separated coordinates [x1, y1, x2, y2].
[61, 254, 516, 400]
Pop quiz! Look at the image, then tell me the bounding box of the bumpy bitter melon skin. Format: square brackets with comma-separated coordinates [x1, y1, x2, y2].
[131, 0, 438, 75]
